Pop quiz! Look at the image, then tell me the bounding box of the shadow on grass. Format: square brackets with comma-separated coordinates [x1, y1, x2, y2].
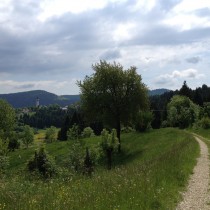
[113, 148, 144, 166]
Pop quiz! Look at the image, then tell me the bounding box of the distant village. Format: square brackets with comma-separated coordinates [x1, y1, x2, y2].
[21, 97, 68, 114]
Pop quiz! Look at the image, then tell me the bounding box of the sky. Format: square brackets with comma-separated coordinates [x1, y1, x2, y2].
[0, 0, 210, 95]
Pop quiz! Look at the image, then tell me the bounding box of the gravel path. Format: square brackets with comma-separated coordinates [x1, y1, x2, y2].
[176, 136, 210, 210]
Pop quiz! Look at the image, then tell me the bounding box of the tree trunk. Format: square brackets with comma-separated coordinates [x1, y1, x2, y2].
[116, 119, 121, 153]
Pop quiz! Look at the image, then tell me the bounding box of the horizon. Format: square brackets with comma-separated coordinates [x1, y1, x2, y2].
[0, 88, 170, 96]
[0, 0, 210, 95]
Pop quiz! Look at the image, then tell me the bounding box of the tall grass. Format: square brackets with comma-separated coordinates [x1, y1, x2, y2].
[0, 128, 199, 210]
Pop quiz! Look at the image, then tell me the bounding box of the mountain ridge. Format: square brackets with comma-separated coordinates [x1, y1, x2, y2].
[0, 89, 170, 108]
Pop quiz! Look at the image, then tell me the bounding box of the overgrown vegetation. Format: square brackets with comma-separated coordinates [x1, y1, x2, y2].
[0, 128, 199, 210]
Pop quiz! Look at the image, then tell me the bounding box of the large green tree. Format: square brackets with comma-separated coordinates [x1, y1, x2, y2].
[78, 60, 149, 152]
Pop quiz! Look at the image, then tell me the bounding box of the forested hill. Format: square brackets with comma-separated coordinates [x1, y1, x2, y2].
[0, 89, 169, 108]
[148, 88, 170, 96]
[0, 90, 80, 108]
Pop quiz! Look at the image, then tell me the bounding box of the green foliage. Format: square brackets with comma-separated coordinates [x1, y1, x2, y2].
[197, 117, 210, 129]
[0, 99, 16, 141]
[78, 60, 149, 151]
[69, 138, 85, 172]
[167, 95, 199, 129]
[83, 147, 94, 176]
[0, 137, 9, 174]
[67, 124, 80, 140]
[58, 110, 84, 141]
[135, 111, 153, 132]
[7, 131, 20, 151]
[121, 126, 135, 133]
[1, 129, 199, 210]
[45, 126, 57, 143]
[19, 104, 68, 129]
[22, 125, 34, 148]
[82, 127, 95, 138]
[101, 129, 119, 169]
[101, 129, 119, 152]
[27, 146, 57, 178]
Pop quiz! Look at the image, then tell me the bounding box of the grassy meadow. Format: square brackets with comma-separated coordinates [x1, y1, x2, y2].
[0, 128, 199, 210]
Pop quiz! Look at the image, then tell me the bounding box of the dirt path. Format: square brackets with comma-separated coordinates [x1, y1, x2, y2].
[176, 136, 210, 210]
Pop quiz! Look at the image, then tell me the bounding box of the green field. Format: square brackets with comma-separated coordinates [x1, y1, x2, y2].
[0, 128, 199, 210]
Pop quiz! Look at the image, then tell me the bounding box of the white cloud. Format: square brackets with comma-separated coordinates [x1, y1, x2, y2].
[155, 69, 204, 86]
[173, 0, 210, 13]
[163, 14, 210, 31]
[38, 0, 107, 21]
[0, 79, 78, 94]
[131, 0, 156, 13]
[162, 0, 210, 31]
[113, 22, 136, 42]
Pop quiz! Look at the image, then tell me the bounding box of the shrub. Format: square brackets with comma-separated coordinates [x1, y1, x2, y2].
[22, 125, 34, 148]
[27, 146, 57, 178]
[135, 111, 153, 132]
[45, 126, 57, 143]
[161, 120, 168, 128]
[100, 129, 119, 170]
[8, 131, 20, 151]
[0, 137, 9, 174]
[69, 138, 84, 172]
[82, 127, 95, 138]
[67, 124, 80, 140]
[83, 147, 94, 176]
[121, 126, 135, 133]
[199, 117, 210, 129]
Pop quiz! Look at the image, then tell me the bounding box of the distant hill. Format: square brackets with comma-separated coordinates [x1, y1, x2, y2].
[0, 88, 170, 108]
[0, 90, 80, 108]
[149, 88, 171, 96]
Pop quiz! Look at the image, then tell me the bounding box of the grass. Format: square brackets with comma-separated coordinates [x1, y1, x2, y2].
[0, 128, 199, 210]
[189, 127, 210, 154]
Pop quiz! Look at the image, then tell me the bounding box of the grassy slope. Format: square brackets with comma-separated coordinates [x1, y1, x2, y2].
[189, 127, 210, 155]
[1, 128, 199, 210]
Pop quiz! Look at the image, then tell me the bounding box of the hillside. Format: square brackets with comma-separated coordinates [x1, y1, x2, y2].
[0, 88, 169, 108]
[148, 88, 171, 96]
[0, 90, 80, 108]
[1, 128, 199, 210]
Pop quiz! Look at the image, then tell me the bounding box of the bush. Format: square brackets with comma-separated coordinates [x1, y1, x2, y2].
[82, 127, 95, 138]
[21, 125, 34, 148]
[83, 147, 94, 176]
[100, 129, 119, 170]
[8, 138, 20, 151]
[27, 146, 57, 178]
[199, 117, 210, 129]
[121, 126, 135, 133]
[0, 138, 9, 174]
[45, 126, 57, 143]
[8, 131, 20, 151]
[161, 120, 168, 128]
[67, 124, 80, 140]
[69, 139, 84, 172]
[135, 111, 153, 132]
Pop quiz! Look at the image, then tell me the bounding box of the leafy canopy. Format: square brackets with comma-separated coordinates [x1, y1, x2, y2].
[78, 60, 149, 151]
[167, 95, 199, 128]
[78, 60, 148, 122]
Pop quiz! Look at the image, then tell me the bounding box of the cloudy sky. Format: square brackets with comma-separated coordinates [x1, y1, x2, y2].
[0, 0, 209, 95]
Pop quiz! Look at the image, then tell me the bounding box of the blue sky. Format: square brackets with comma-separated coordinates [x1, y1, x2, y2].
[0, 0, 209, 95]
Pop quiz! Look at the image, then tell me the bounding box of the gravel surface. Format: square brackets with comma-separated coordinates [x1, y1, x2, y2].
[176, 136, 210, 210]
